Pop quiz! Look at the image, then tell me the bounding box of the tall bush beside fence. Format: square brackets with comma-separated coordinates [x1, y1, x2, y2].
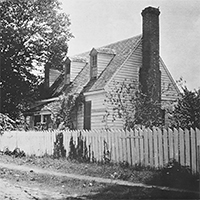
[0, 128, 199, 174]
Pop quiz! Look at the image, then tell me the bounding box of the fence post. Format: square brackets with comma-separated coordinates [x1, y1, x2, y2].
[197, 128, 200, 174]
[198, 145, 200, 174]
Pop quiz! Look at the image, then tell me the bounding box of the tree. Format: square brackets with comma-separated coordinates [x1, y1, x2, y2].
[41, 93, 84, 130]
[169, 85, 200, 129]
[104, 79, 171, 130]
[0, 0, 73, 119]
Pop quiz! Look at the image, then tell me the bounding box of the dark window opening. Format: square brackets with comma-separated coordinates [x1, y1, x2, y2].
[91, 55, 97, 78]
[84, 101, 91, 130]
[34, 115, 41, 126]
[161, 109, 165, 124]
[44, 114, 51, 123]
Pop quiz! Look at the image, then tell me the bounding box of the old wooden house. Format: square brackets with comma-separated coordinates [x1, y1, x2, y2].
[25, 7, 179, 130]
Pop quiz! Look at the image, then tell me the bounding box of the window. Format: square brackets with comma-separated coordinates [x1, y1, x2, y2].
[44, 114, 51, 123]
[84, 101, 91, 130]
[161, 109, 165, 124]
[91, 55, 97, 78]
[34, 115, 41, 126]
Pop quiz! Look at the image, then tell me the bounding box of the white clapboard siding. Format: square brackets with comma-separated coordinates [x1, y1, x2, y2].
[1, 128, 200, 173]
[108, 42, 141, 89]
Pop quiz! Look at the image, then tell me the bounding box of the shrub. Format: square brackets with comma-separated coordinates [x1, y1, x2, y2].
[53, 132, 66, 159]
[147, 159, 199, 191]
[68, 132, 90, 162]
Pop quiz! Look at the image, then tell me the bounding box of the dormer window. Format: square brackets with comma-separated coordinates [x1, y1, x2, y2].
[90, 49, 98, 79]
[91, 54, 97, 78]
[90, 47, 115, 80]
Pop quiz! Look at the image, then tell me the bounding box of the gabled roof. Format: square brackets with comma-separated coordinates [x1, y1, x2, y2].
[71, 35, 142, 94]
[90, 47, 116, 55]
[38, 33, 179, 105]
[90, 35, 142, 92]
[48, 35, 142, 97]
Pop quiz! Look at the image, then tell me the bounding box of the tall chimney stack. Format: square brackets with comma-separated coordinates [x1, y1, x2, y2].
[64, 57, 71, 85]
[44, 62, 50, 90]
[137, 6, 162, 126]
[139, 6, 161, 103]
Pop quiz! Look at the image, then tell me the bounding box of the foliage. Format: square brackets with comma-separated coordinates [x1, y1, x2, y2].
[104, 80, 164, 130]
[0, 0, 73, 119]
[169, 80, 200, 129]
[42, 93, 84, 129]
[147, 159, 199, 191]
[68, 132, 90, 162]
[3, 147, 26, 158]
[103, 139, 111, 163]
[53, 132, 66, 159]
[0, 113, 16, 133]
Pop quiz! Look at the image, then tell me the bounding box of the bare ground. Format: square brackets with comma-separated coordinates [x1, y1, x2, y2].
[0, 154, 199, 200]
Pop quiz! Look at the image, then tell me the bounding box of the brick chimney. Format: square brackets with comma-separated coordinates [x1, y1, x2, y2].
[137, 6, 162, 126]
[139, 6, 161, 103]
[44, 62, 50, 90]
[64, 57, 71, 85]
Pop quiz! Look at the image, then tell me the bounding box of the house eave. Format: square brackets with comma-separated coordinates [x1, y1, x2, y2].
[84, 89, 105, 96]
[36, 97, 60, 103]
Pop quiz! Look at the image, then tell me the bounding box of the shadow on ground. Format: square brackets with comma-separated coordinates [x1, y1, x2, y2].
[63, 185, 199, 200]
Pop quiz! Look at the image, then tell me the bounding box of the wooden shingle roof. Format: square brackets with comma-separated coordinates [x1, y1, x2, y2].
[73, 35, 142, 94]
[50, 35, 142, 96]
[49, 34, 179, 99]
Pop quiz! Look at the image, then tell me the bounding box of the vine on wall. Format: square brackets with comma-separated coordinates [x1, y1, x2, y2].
[42, 92, 85, 130]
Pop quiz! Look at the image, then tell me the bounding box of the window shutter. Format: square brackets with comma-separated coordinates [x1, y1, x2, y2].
[84, 101, 91, 130]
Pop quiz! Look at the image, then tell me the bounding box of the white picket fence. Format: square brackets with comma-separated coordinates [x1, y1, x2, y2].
[0, 128, 200, 173]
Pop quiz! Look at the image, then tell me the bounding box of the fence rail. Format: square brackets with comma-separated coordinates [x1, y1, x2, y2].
[0, 127, 200, 173]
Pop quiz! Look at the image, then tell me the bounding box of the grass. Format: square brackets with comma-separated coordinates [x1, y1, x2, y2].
[0, 153, 199, 193]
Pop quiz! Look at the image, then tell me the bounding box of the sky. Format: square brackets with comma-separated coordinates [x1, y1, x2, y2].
[60, 0, 200, 90]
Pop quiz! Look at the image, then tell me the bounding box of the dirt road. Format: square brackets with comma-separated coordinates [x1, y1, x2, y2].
[0, 155, 199, 199]
[0, 162, 106, 200]
[0, 178, 33, 200]
[0, 178, 68, 200]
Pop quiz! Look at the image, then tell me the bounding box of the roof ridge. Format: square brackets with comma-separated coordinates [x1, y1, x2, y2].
[99, 34, 142, 49]
[72, 34, 142, 58]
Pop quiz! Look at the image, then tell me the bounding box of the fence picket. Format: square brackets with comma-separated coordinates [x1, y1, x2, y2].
[174, 128, 179, 162]
[121, 129, 126, 163]
[1, 128, 200, 173]
[185, 128, 190, 168]
[163, 129, 169, 165]
[168, 128, 174, 160]
[153, 128, 158, 168]
[93, 130, 98, 161]
[118, 129, 123, 163]
[138, 128, 144, 165]
[115, 129, 120, 163]
[179, 128, 185, 166]
[143, 129, 149, 166]
[99, 130, 103, 162]
[98, 130, 103, 162]
[95, 130, 99, 162]
[135, 129, 139, 164]
[125, 130, 131, 165]
[130, 129, 135, 165]
[157, 128, 163, 167]
[190, 128, 196, 173]
[148, 128, 153, 167]
[197, 128, 200, 173]
[108, 130, 113, 161]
